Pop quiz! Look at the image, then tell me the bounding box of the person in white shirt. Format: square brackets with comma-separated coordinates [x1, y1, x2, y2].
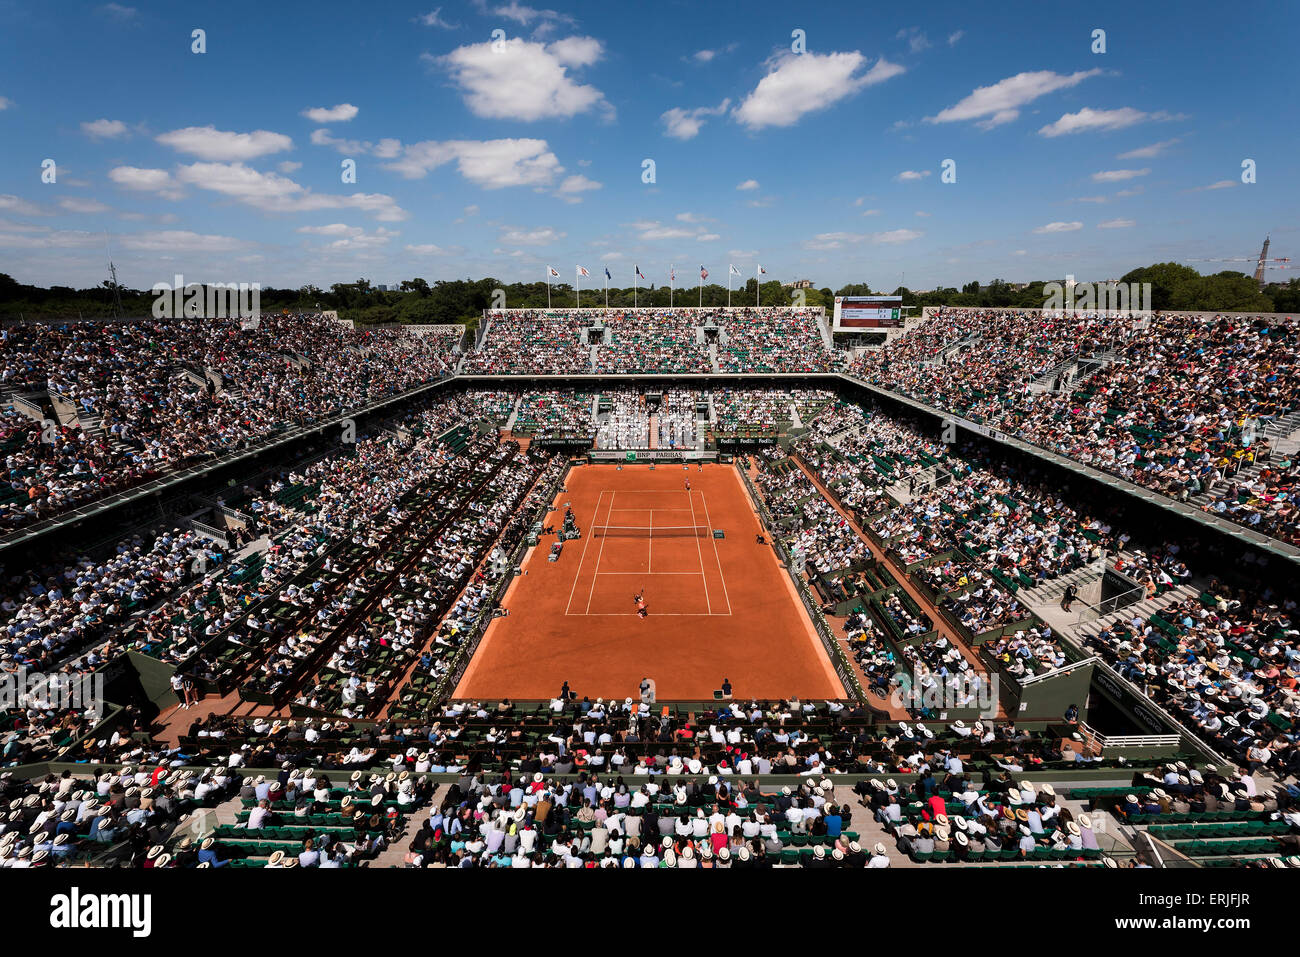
[247, 800, 271, 830]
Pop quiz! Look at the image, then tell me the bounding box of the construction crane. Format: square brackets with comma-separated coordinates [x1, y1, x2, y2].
[1184, 236, 1291, 287]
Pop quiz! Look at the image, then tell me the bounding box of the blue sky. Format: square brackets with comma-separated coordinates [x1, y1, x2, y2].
[0, 0, 1296, 292]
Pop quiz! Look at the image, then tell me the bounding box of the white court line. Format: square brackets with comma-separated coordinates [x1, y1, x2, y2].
[697, 489, 733, 614]
[603, 506, 692, 512]
[584, 490, 615, 615]
[686, 483, 712, 614]
[595, 571, 704, 575]
[563, 489, 603, 615]
[648, 507, 653, 574]
[616, 490, 697, 494]
[568, 611, 731, 617]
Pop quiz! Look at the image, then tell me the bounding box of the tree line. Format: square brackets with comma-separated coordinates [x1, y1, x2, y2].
[1, 263, 1295, 325]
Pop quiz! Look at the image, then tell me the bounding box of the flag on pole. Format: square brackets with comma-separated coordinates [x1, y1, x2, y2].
[759, 265, 768, 275]
[729, 264, 741, 276]
[670, 266, 676, 282]
[578, 266, 590, 278]
[548, 266, 560, 278]
[636, 265, 646, 280]
[700, 265, 709, 280]
[604, 266, 612, 280]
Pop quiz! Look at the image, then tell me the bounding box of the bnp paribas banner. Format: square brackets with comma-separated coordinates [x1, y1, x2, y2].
[588, 450, 717, 462]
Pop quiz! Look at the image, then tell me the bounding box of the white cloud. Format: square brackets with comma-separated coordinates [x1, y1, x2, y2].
[59, 197, 112, 214]
[873, 228, 923, 243]
[926, 69, 1102, 128]
[310, 128, 366, 154]
[414, 8, 457, 28]
[694, 49, 717, 62]
[0, 97, 10, 110]
[1039, 107, 1184, 137]
[81, 118, 129, 140]
[1091, 168, 1150, 182]
[947, 30, 964, 46]
[107, 166, 185, 200]
[99, 3, 137, 18]
[557, 174, 601, 194]
[118, 230, 251, 253]
[0, 195, 52, 216]
[860, 208, 881, 216]
[697, 233, 721, 242]
[156, 125, 294, 161]
[554, 174, 602, 203]
[382, 138, 563, 189]
[915, 210, 931, 217]
[802, 228, 922, 250]
[278, 160, 303, 174]
[661, 99, 730, 140]
[1098, 218, 1135, 229]
[437, 37, 611, 121]
[498, 225, 565, 246]
[301, 103, 359, 123]
[896, 28, 930, 53]
[175, 161, 407, 221]
[487, 2, 576, 28]
[1117, 137, 1181, 159]
[733, 50, 904, 130]
[1191, 180, 1236, 191]
[895, 169, 931, 182]
[1033, 221, 1084, 234]
[736, 179, 760, 191]
[406, 243, 455, 255]
[317, 227, 398, 251]
[629, 220, 697, 241]
[296, 223, 360, 237]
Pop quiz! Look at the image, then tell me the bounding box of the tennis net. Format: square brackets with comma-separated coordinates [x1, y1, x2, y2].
[590, 525, 711, 538]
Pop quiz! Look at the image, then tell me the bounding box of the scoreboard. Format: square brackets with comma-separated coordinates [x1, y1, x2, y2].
[833, 295, 904, 330]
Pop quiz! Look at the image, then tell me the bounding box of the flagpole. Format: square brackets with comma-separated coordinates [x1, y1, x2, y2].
[576, 266, 580, 310]
[756, 265, 760, 306]
[699, 271, 703, 308]
[633, 267, 638, 309]
[546, 266, 551, 309]
[604, 272, 608, 310]
[670, 265, 674, 309]
[727, 266, 732, 309]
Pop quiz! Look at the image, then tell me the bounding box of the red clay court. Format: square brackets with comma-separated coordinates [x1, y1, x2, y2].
[455, 463, 845, 702]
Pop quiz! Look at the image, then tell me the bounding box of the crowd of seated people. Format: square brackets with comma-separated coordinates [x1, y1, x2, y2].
[868, 773, 1109, 864]
[716, 308, 837, 373]
[595, 312, 711, 374]
[594, 389, 699, 450]
[1090, 575, 1299, 767]
[784, 397, 1299, 757]
[755, 453, 869, 573]
[715, 389, 796, 436]
[461, 307, 839, 376]
[292, 445, 548, 718]
[0, 391, 548, 762]
[461, 312, 592, 374]
[846, 308, 1300, 544]
[0, 314, 458, 531]
[9, 686, 1299, 868]
[512, 389, 594, 441]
